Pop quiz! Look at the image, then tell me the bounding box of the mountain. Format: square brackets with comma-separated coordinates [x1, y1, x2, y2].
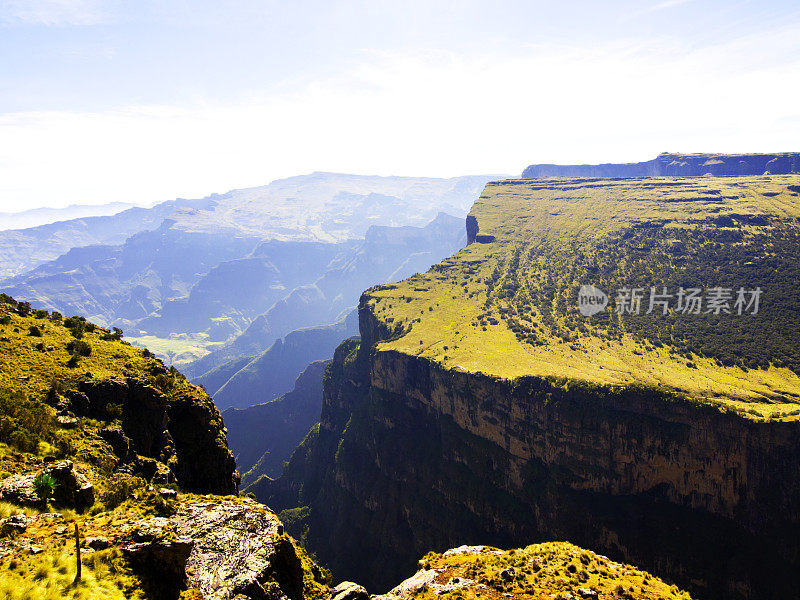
[182, 211, 466, 375]
[163, 172, 499, 241]
[1, 173, 494, 367]
[261, 173, 800, 598]
[0, 222, 260, 329]
[224, 359, 330, 486]
[522, 151, 800, 178]
[211, 312, 358, 410]
[0, 202, 135, 231]
[0, 197, 214, 278]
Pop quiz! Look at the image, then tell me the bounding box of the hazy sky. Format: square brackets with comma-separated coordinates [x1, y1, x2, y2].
[1, 0, 799, 211]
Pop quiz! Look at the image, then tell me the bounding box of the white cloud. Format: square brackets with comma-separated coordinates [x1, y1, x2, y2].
[0, 0, 113, 26]
[0, 24, 799, 211]
[650, 0, 695, 12]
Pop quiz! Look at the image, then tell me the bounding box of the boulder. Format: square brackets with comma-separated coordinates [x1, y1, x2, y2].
[331, 581, 369, 600]
[56, 415, 78, 429]
[0, 514, 30, 535]
[177, 500, 303, 600]
[99, 426, 134, 462]
[44, 460, 94, 508]
[86, 536, 110, 550]
[158, 488, 177, 499]
[0, 474, 38, 506]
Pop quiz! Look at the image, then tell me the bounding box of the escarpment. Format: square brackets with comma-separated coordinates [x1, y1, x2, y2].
[263, 174, 800, 599]
[522, 151, 800, 178]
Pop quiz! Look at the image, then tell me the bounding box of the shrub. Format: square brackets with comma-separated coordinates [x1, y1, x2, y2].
[0, 388, 54, 452]
[66, 339, 92, 357]
[16, 302, 31, 317]
[33, 472, 57, 501]
[101, 327, 123, 341]
[100, 473, 145, 510]
[63, 316, 86, 339]
[0, 315, 10, 325]
[28, 326, 43, 337]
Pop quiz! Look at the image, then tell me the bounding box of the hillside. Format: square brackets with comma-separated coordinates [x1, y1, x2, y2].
[376, 542, 691, 600]
[367, 175, 800, 415]
[263, 174, 800, 599]
[0, 294, 237, 496]
[522, 152, 800, 178]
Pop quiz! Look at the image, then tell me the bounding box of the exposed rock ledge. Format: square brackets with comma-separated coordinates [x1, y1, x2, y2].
[124, 497, 325, 599]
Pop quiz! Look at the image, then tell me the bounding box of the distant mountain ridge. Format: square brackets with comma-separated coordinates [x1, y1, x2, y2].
[0, 172, 500, 278]
[522, 152, 800, 178]
[0, 202, 135, 231]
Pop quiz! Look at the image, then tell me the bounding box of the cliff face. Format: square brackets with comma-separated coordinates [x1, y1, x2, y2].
[264, 174, 800, 599]
[72, 374, 238, 495]
[266, 307, 800, 598]
[522, 152, 800, 178]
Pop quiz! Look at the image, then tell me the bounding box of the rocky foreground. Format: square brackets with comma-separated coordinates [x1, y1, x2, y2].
[0, 493, 692, 600]
[0, 494, 329, 600]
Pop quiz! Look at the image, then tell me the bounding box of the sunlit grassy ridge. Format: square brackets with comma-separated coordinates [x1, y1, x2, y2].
[364, 175, 800, 420]
[401, 542, 692, 600]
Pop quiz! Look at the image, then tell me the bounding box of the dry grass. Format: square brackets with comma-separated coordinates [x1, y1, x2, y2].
[365, 175, 800, 420]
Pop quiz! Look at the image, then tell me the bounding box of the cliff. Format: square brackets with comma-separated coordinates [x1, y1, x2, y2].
[522, 152, 800, 178]
[262, 174, 800, 599]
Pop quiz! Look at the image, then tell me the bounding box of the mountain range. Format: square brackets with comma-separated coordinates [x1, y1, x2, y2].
[0, 202, 136, 232]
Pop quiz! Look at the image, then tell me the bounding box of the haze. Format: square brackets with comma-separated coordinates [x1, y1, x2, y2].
[1, 0, 799, 211]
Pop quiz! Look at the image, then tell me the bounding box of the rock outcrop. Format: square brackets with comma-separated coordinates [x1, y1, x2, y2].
[68, 377, 238, 495]
[373, 542, 693, 600]
[45, 459, 94, 508]
[0, 460, 93, 508]
[522, 152, 800, 178]
[120, 498, 323, 600]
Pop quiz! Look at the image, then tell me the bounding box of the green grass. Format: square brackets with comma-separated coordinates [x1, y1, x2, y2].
[364, 175, 800, 420]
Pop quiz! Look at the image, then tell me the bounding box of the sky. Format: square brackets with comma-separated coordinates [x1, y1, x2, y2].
[0, 0, 799, 212]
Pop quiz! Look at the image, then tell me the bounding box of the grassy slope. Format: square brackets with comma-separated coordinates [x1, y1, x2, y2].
[364, 175, 800, 420]
[0, 300, 329, 599]
[1, 311, 162, 399]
